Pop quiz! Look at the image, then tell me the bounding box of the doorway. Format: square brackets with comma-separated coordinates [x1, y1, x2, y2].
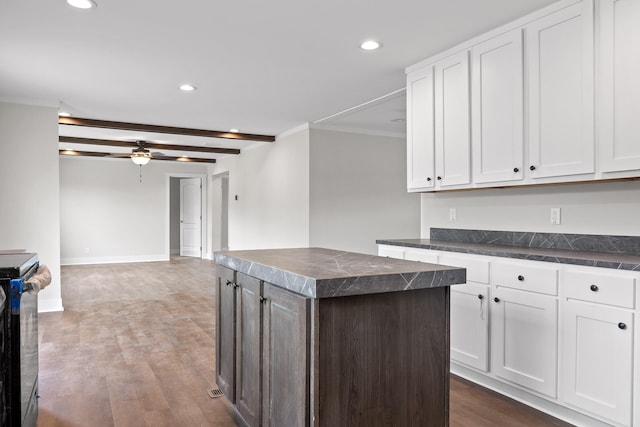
[211, 172, 229, 252]
[167, 173, 207, 259]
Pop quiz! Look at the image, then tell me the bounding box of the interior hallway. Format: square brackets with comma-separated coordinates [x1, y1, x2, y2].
[37, 257, 572, 426]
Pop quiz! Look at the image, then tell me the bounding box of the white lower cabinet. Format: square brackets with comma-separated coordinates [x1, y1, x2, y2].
[378, 243, 640, 426]
[491, 286, 558, 398]
[450, 283, 489, 371]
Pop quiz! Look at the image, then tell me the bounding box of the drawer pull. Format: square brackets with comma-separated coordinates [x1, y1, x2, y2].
[530, 165, 536, 171]
[517, 275, 524, 281]
[513, 167, 519, 173]
[619, 322, 627, 330]
[494, 297, 500, 303]
[590, 284, 599, 292]
[477, 294, 484, 300]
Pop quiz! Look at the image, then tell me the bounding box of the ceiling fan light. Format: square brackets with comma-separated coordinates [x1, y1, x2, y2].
[131, 151, 151, 165]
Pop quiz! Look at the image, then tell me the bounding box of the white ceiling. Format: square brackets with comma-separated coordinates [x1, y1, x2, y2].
[0, 0, 559, 156]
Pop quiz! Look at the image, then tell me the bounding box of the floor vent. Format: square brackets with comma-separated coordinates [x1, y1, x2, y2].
[208, 388, 224, 399]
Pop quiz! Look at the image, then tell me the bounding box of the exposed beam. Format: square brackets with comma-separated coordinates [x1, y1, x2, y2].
[59, 150, 217, 163]
[59, 136, 240, 155]
[58, 117, 275, 142]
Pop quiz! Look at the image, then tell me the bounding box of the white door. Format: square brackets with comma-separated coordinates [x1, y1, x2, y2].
[491, 287, 558, 398]
[406, 66, 436, 191]
[435, 50, 471, 188]
[472, 29, 524, 184]
[599, 0, 640, 172]
[562, 300, 633, 426]
[180, 178, 202, 257]
[526, 1, 594, 178]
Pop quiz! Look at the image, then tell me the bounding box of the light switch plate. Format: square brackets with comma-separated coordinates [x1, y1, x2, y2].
[550, 208, 561, 225]
[449, 208, 457, 222]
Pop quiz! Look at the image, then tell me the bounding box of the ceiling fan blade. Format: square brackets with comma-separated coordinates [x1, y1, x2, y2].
[106, 153, 132, 158]
[150, 151, 168, 158]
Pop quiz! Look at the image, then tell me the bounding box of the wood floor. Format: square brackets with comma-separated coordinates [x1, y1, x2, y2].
[36, 257, 573, 427]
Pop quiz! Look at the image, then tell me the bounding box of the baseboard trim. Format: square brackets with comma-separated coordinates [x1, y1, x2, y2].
[61, 254, 169, 265]
[38, 297, 64, 313]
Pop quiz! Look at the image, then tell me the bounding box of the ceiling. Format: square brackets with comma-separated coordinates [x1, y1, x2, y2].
[0, 0, 559, 160]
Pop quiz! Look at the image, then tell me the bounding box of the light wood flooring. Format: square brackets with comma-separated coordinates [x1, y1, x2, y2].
[36, 257, 573, 427]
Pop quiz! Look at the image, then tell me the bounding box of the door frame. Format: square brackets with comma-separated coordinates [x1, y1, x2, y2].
[165, 173, 208, 260]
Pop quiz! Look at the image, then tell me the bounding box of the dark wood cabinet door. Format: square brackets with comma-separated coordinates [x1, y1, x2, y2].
[262, 283, 309, 427]
[216, 266, 236, 402]
[236, 273, 262, 426]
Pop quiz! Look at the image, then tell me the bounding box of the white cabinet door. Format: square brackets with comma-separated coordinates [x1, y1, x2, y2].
[435, 51, 471, 188]
[562, 301, 633, 426]
[451, 283, 489, 371]
[527, 1, 594, 179]
[406, 66, 436, 191]
[599, 0, 640, 172]
[472, 29, 524, 184]
[491, 287, 558, 398]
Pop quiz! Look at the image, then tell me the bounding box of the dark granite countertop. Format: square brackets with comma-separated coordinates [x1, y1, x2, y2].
[377, 238, 640, 271]
[214, 247, 466, 298]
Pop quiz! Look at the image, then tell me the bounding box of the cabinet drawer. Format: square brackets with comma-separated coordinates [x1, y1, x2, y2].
[378, 245, 405, 260]
[404, 248, 439, 263]
[440, 253, 489, 284]
[491, 261, 558, 295]
[565, 269, 636, 309]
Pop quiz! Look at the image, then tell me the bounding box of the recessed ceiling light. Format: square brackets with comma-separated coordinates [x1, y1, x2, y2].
[58, 111, 71, 117]
[360, 40, 381, 50]
[229, 129, 239, 133]
[67, 0, 97, 9]
[179, 84, 197, 92]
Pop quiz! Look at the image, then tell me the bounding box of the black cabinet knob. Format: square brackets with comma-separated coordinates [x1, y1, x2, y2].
[225, 280, 233, 287]
[529, 165, 536, 171]
[494, 297, 500, 303]
[437, 176, 442, 180]
[619, 322, 627, 330]
[477, 294, 484, 300]
[517, 275, 524, 281]
[590, 284, 599, 292]
[259, 296, 267, 303]
[427, 177, 432, 182]
[513, 167, 519, 173]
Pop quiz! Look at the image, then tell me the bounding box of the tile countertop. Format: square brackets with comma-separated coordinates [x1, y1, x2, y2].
[376, 238, 640, 271]
[214, 247, 466, 299]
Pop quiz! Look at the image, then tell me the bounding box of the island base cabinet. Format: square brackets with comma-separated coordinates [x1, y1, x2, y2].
[262, 283, 309, 427]
[314, 287, 450, 427]
[562, 300, 634, 426]
[216, 266, 236, 403]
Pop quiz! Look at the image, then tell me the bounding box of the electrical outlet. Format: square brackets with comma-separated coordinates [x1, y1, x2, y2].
[449, 208, 457, 222]
[85, 247, 90, 254]
[550, 208, 561, 225]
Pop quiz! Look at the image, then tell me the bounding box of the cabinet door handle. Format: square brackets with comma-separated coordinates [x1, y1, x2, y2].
[427, 177, 432, 182]
[436, 176, 442, 180]
[225, 280, 233, 287]
[259, 296, 267, 303]
[529, 165, 536, 171]
[513, 167, 519, 173]
[477, 294, 484, 300]
[619, 322, 627, 330]
[590, 284, 599, 292]
[494, 297, 500, 303]
[517, 275, 524, 281]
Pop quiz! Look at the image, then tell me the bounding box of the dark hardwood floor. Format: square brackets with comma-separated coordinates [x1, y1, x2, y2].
[36, 257, 573, 427]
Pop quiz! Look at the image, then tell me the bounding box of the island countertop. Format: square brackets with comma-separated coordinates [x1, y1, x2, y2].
[214, 247, 466, 298]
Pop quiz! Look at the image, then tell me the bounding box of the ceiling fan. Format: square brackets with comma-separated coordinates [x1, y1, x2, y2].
[108, 140, 169, 182]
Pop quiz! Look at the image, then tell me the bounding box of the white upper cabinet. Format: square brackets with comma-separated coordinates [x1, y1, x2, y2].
[434, 50, 471, 188]
[406, 66, 436, 191]
[526, 1, 595, 179]
[472, 29, 524, 184]
[598, 0, 640, 173]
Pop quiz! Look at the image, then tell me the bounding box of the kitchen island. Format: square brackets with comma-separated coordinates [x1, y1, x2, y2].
[214, 247, 465, 427]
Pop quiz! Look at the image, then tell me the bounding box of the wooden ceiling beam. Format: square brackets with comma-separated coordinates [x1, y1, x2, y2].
[59, 150, 217, 163]
[58, 117, 275, 143]
[59, 136, 240, 155]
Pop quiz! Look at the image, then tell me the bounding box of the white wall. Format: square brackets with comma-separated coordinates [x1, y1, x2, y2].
[421, 180, 640, 237]
[309, 129, 420, 255]
[60, 156, 208, 264]
[211, 128, 310, 250]
[0, 102, 62, 312]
